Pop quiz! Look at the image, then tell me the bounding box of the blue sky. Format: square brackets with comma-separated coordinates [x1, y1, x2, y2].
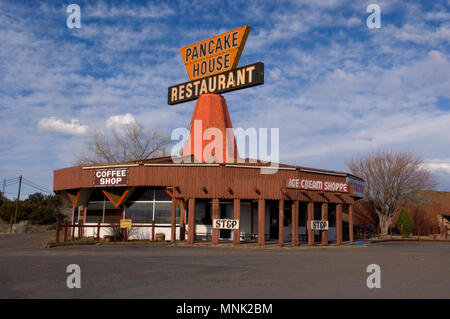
[0, 0, 449, 199]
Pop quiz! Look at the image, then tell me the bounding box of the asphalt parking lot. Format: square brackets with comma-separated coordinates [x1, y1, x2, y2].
[0, 233, 449, 298]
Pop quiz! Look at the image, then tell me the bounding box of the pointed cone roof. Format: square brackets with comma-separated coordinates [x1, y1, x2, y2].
[181, 94, 239, 163]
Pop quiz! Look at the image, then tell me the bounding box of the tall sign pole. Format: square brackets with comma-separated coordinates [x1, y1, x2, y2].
[13, 175, 22, 226]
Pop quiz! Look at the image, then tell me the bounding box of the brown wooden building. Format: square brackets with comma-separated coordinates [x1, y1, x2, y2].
[53, 156, 364, 246]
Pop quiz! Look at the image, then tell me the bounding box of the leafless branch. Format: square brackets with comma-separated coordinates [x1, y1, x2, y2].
[347, 150, 436, 234]
[76, 122, 171, 165]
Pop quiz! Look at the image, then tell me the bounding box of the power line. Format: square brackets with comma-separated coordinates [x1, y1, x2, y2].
[22, 177, 52, 194]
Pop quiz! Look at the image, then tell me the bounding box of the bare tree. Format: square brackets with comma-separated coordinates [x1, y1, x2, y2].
[347, 150, 436, 235]
[76, 123, 171, 165]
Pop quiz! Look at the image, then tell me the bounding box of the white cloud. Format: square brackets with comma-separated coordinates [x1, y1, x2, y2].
[423, 159, 450, 173]
[105, 113, 136, 129]
[85, 1, 175, 18]
[37, 117, 88, 136]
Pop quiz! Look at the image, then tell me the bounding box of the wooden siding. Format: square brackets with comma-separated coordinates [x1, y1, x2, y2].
[54, 164, 355, 204]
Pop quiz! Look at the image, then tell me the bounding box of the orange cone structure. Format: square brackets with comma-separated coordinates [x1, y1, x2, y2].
[181, 94, 239, 163]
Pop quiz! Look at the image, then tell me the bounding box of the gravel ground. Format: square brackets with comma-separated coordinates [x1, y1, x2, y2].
[0, 233, 449, 299]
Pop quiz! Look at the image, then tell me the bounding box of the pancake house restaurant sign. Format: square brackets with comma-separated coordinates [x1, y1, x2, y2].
[94, 168, 129, 187]
[168, 25, 264, 105]
[286, 178, 349, 193]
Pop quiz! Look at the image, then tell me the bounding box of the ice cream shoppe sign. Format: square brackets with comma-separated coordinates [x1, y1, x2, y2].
[286, 178, 349, 193]
[168, 25, 264, 105]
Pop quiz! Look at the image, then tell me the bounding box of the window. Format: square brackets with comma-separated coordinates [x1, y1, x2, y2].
[154, 202, 172, 224]
[155, 189, 172, 201]
[126, 202, 153, 223]
[299, 202, 307, 226]
[195, 200, 212, 225]
[104, 202, 121, 223]
[314, 203, 322, 220]
[283, 202, 292, 226]
[328, 204, 336, 227]
[127, 188, 154, 201]
[86, 202, 103, 223]
[85, 187, 179, 224]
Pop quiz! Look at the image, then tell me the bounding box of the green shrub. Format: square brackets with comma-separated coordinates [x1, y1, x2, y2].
[396, 209, 414, 238]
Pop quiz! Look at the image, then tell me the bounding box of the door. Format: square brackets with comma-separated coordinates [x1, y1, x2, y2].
[219, 202, 233, 240]
[269, 204, 278, 240]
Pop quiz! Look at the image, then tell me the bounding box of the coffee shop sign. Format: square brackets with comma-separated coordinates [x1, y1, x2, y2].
[94, 168, 129, 187]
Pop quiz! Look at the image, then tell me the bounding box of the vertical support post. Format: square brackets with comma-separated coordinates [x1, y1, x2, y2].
[258, 199, 265, 246]
[307, 201, 314, 246]
[187, 198, 196, 244]
[152, 219, 155, 242]
[97, 220, 101, 242]
[212, 199, 220, 245]
[72, 221, 76, 241]
[279, 200, 284, 247]
[71, 206, 75, 232]
[55, 220, 60, 244]
[336, 204, 342, 245]
[180, 200, 186, 240]
[250, 202, 254, 239]
[171, 196, 177, 244]
[321, 202, 328, 246]
[78, 220, 82, 240]
[233, 199, 241, 246]
[80, 206, 86, 238]
[64, 220, 68, 242]
[349, 204, 354, 245]
[291, 201, 299, 246]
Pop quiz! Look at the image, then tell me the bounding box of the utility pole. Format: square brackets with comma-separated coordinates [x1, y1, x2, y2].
[13, 175, 22, 227]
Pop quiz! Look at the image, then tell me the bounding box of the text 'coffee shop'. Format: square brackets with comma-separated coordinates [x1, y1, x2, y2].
[53, 25, 365, 247]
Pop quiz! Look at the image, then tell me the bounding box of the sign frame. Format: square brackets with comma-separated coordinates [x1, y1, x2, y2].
[213, 219, 240, 230]
[93, 168, 129, 187]
[168, 62, 264, 105]
[286, 177, 349, 193]
[310, 220, 329, 230]
[179, 25, 251, 81]
[120, 219, 132, 229]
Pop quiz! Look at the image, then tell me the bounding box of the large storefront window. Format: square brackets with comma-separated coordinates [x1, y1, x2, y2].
[125, 202, 153, 223]
[86, 199, 122, 223]
[125, 187, 179, 224]
[154, 202, 172, 224]
[104, 202, 122, 223]
[85, 187, 180, 224]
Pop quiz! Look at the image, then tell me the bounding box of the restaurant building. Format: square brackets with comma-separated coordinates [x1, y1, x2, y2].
[53, 150, 365, 247]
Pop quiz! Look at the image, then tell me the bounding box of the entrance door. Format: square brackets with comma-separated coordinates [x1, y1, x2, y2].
[269, 205, 279, 240]
[219, 202, 233, 240]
